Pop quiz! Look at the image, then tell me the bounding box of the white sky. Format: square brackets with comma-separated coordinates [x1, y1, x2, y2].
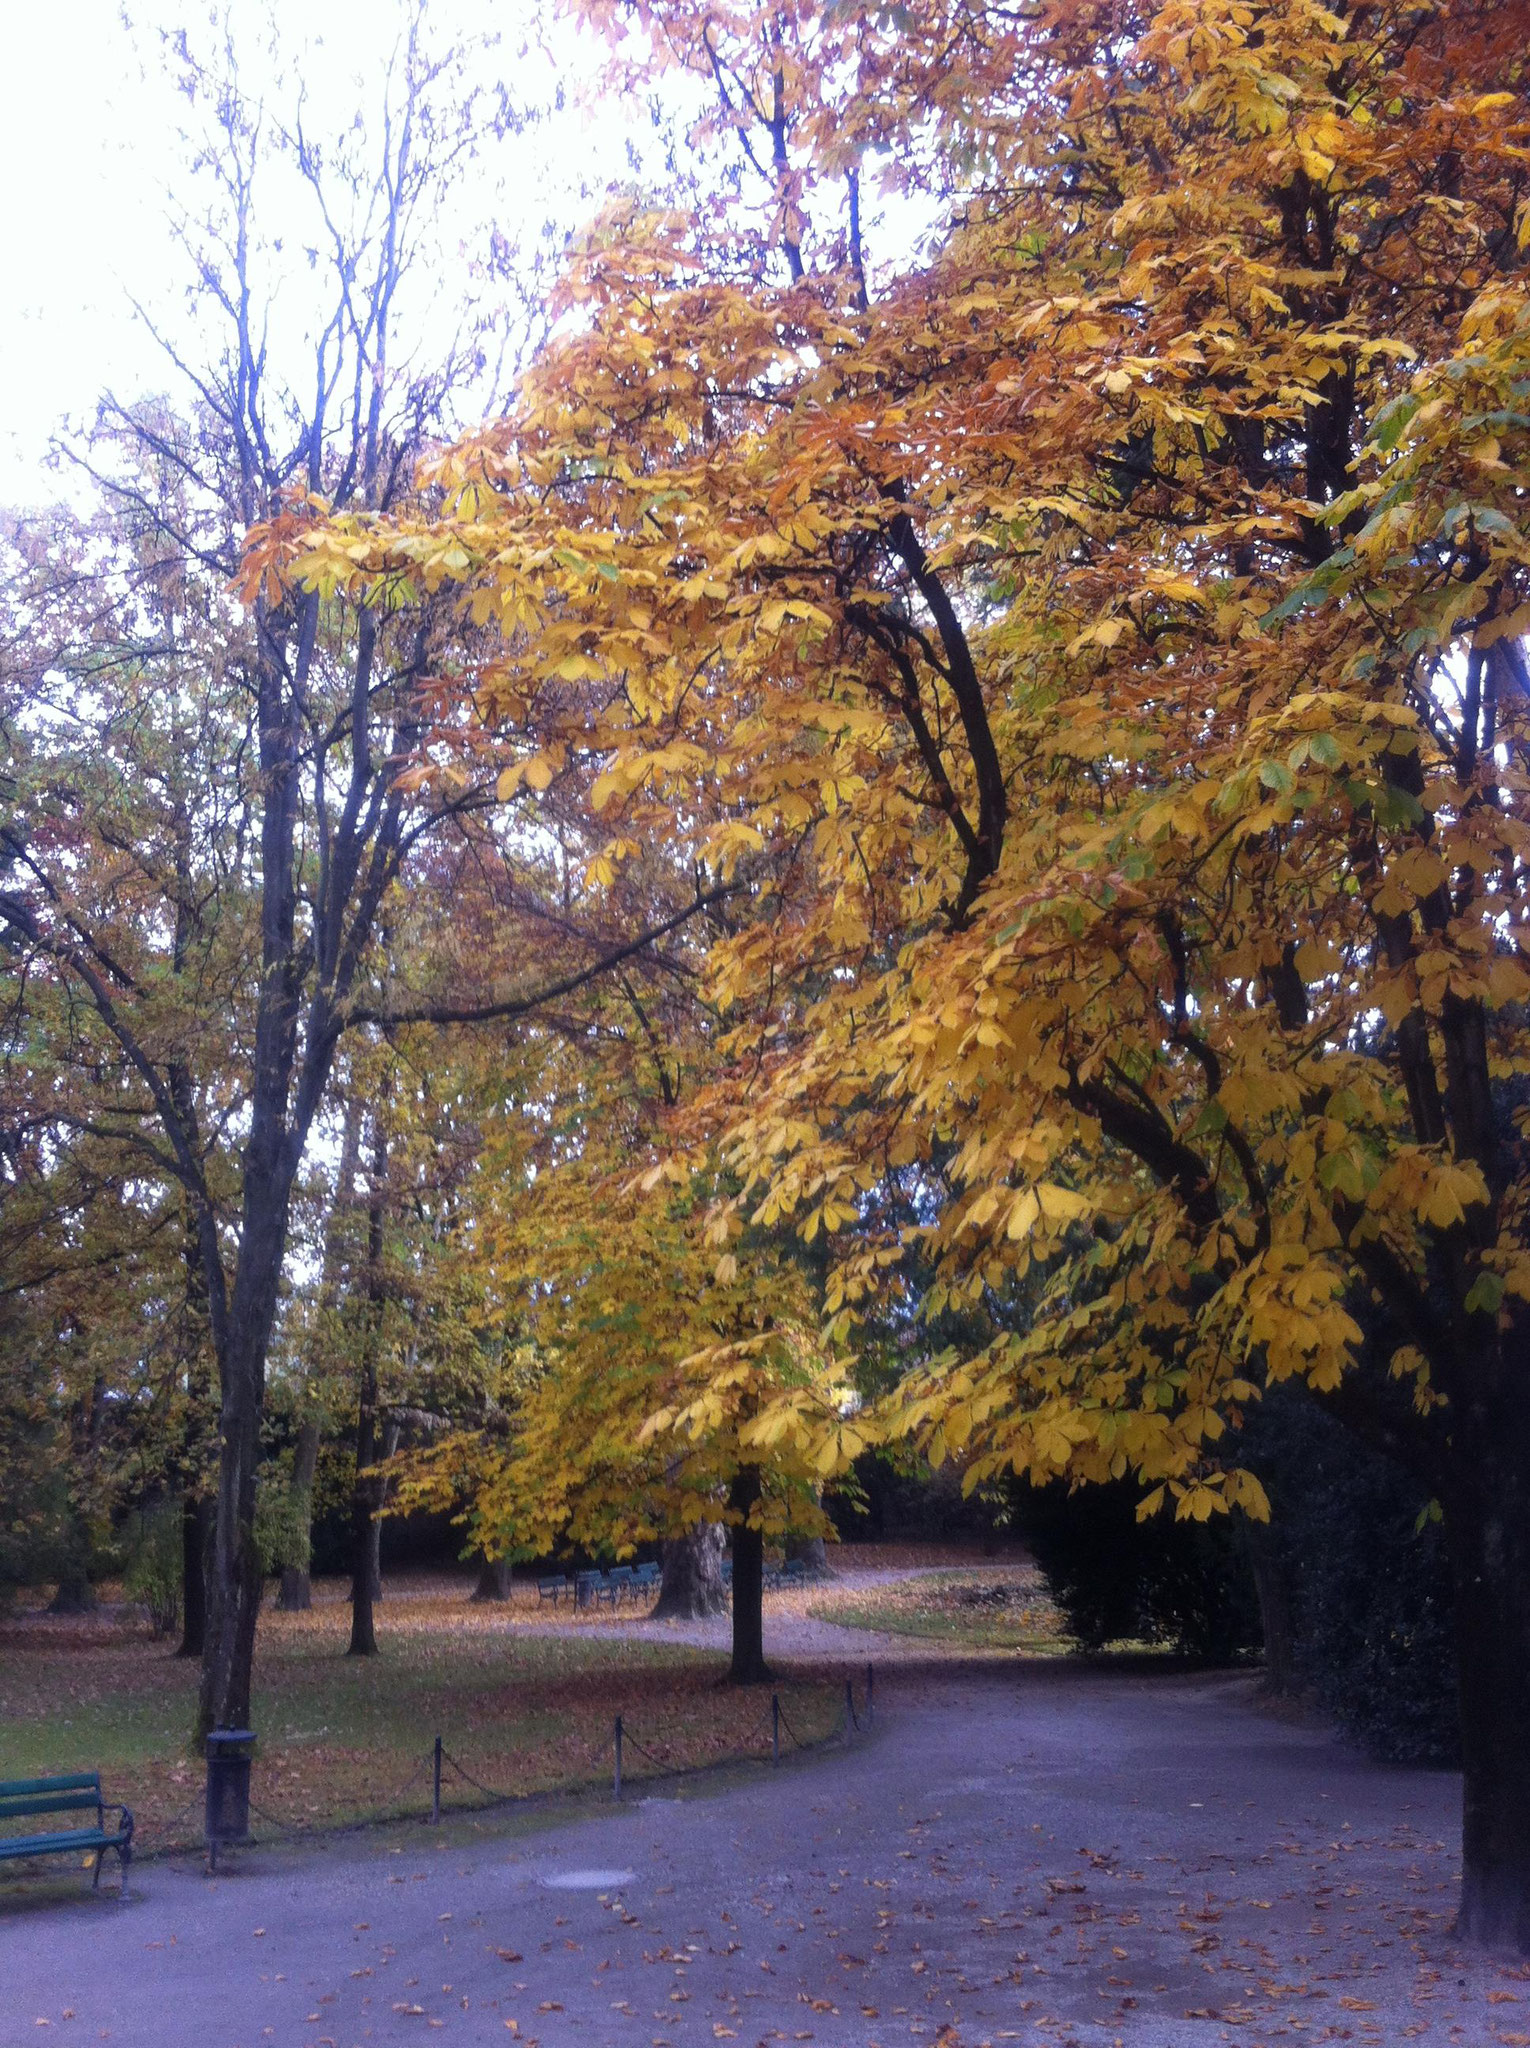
[0, 2, 934, 519]
[0, 0, 637, 508]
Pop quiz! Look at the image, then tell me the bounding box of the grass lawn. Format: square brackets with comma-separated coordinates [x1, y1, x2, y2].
[809, 1564, 1072, 1653]
[0, 1575, 840, 1856]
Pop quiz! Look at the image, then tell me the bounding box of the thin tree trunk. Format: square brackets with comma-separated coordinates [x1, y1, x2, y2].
[728, 1467, 770, 1684]
[366, 1492, 384, 1603]
[348, 1121, 387, 1658]
[275, 1418, 320, 1612]
[348, 1354, 380, 1656]
[1245, 1519, 1295, 1698]
[177, 1493, 214, 1653]
[653, 1523, 727, 1619]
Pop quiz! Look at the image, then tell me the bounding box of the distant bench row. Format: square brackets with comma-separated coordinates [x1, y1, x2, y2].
[537, 1563, 662, 1608]
[536, 1556, 825, 1607]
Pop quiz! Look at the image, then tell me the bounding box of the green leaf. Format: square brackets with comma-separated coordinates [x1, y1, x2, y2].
[1464, 1270, 1505, 1316]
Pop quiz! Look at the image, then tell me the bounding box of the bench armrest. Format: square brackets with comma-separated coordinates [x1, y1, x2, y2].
[102, 1802, 135, 1843]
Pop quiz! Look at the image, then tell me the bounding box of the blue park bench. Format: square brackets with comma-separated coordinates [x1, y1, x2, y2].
[0, 1772, 134, 1893]
[571, 1563, 663, 1608]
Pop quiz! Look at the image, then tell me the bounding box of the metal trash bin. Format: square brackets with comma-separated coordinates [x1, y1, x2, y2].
[205, 1727, 256, 1868]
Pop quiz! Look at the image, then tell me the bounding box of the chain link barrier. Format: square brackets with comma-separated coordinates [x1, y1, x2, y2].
[139, 1663, 876, 1857]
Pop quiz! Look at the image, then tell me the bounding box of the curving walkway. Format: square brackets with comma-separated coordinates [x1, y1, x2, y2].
[4, 1649, 1522, 2048]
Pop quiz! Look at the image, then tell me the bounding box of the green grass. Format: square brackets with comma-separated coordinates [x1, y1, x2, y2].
[809, 1566, 1071, 1653]
[0, 1577, 841, 1854]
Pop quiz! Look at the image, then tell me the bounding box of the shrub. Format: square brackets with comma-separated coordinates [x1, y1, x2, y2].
[1016, 1478, 1262, 1663]
[1245, 1390, 1458, 1765]
[122, 1499, 182, 1636]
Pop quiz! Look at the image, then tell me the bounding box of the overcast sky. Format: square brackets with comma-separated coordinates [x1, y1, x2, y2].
[0, 1, 632, 508]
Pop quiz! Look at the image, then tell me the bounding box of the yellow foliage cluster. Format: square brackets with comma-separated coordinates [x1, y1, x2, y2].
[261, 0, 1530, 1543]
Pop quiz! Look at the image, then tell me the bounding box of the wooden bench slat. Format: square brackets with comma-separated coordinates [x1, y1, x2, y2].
[0, 1773, 101, 1798]
[0, 1828, 121, 1860]
[0, 1791, 103, 1820]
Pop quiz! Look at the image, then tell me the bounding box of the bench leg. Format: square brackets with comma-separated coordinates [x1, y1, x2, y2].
[92, 1849, 103, 1891]
[118, 1842, 132, 1897]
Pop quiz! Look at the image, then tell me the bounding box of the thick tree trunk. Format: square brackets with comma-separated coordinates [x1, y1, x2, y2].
[653, 1523, 727, 1619]
[177, 1493, 214, 1654]
[786, 1533, 829, 1575]
[728, 1468, 770, 1684]
[47, 1555, 96, 1615]
[197, 1283, 274, 1736]
[176, 1215, 215, 1656]
[277, 1563, 310, 1613]
[471, 1553, 513, 1602]
[1448, 1408, 1530, 1952]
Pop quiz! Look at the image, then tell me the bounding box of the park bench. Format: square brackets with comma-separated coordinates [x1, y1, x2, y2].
[606, 1564, 637, 1603]
[633, 1561, 660, 1598]
[537, 1575, 573, 1605]
[0, 1772, 133, 1893]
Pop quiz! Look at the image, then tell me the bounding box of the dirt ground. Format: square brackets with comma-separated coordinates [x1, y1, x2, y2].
[6, 1600, 1527, 2048]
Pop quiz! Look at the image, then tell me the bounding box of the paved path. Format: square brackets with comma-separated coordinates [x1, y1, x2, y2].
[5, 1659, 1524, 2048]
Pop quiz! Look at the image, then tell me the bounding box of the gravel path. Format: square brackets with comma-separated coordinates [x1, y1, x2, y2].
[6, 1650, 1524, 2048]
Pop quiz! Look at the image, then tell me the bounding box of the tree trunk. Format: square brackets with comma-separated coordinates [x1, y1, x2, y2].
[348, 1355, 380, 1656]
[197, 1279, 274, 1736]
[177, 1493, 214, 1654]
[276, 1563, 310, 1613]
[471, 1553, 513, 1602]
[653, 1523, 727, 1619]
[786, 1533, 829, 1576]
[47, 1551, 96, 1615]
[1448, 1405, 1530, 1951]
[728, 1468, 770, 1684]
[1244, 1519, 1295, 1698]
[274, 1418, 320, 1612]
[176, 1211, 215, 1656]
[348, 1135, 387, 1659]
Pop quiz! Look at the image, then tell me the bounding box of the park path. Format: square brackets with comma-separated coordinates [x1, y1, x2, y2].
[5, 1652, 1526, 2048]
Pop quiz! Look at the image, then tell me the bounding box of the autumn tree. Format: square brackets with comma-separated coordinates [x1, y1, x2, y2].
[296, 0, 1530, 1948]
[0, 10, 632, 1733]
[383, 949, 850, 1682]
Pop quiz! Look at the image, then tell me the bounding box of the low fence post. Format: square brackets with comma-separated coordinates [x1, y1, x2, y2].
[867, 1662, 874, 1727]
[771, 1692, 781, 1765]
[432, 1735, 443, 1824]
[844, 1678, 855, 1739]
[614, 1716, 623, 1800]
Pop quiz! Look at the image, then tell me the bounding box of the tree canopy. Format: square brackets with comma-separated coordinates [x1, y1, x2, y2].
[281, 0, 1530, 1947]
